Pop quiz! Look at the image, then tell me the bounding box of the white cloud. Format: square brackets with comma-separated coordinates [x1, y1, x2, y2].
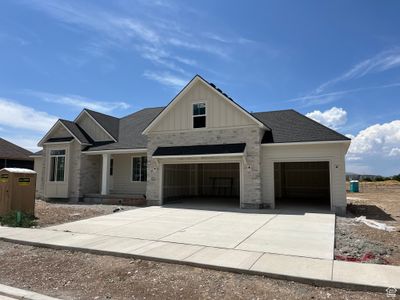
[348, 120, 400, 156]
[143, 71, 188, 88]
[306, 107, 347, 129]
[26, 91, 130, 113]
[346, 120, 400, 175]
[314, 48, 400, 94]
[389, 147, 400, 157]
[0, 98, 58, 133]
[284, 82, 400, 105]
[26, 0, 234, 84]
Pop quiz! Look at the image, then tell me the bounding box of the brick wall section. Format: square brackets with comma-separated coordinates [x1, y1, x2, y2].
[146, 126, 264, 208]
[79, 154, 101, 196]
[68, 140, 81, 202]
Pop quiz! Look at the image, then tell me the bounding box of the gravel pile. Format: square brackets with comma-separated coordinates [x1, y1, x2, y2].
[335, 218, 393, 264]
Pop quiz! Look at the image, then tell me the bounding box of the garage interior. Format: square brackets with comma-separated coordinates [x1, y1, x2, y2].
[274, 161, 331, 208]
[163, 163, 240, 207]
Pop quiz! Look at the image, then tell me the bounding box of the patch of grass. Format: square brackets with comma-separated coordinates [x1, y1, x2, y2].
[0, 211, 37, 227]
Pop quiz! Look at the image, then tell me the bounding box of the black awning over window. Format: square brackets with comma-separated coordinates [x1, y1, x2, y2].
[46, 137, 74, 143]
[153, 143, 246, 157]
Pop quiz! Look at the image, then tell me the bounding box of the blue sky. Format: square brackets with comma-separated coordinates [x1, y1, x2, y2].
[0, 0, 399, 175]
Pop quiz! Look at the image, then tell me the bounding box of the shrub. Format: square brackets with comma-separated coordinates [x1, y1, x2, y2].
[0, 211, 36, 227]
[374, 176, 384, 182]
[392, 174, 400, 181]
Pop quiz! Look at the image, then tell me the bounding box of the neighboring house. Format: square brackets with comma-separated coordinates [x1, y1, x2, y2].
[0, 138, 34, 170]
[33, 75, 350, 214]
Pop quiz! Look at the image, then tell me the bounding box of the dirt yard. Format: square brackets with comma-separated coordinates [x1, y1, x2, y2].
[0, 241, 387, 300]
[34, 200, 134, 227]
[335, 181, 400, 265]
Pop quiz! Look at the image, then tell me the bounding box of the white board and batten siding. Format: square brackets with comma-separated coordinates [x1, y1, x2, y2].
[111, 153, 146, 195]
[150, 80, 257, 133]
[261, 142, 349, 213]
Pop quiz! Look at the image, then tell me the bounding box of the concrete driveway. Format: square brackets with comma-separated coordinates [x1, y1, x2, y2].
[47, 206, 335, 260]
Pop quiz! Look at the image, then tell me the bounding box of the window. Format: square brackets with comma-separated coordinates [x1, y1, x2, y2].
[110, 158, 114, 176]
[193, 102, 206, 128]
[132, 156, 147, 182]
[49, 149, 66, 182]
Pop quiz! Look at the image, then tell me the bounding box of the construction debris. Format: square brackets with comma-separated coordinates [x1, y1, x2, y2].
[353, 216, 396, 232]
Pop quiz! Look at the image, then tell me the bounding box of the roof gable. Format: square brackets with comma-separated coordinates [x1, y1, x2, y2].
[143, 75, 267, 134]
[84, 107, 163, 152]
[75, 109, 119, 141]
[38, 119, 92, 146]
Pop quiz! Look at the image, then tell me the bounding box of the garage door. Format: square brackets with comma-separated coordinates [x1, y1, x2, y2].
[274, 161, 330, 206]
[163, 163, 240, 205]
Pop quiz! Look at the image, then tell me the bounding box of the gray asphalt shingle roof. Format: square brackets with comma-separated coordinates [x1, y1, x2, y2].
[85, 109, 120, 141]
[59, 119, 92, 145]
[252, 109, 350, 143]
[83, 107, 348, 152]
[0, 138, 33, 160]
[85, 107, 164, 152]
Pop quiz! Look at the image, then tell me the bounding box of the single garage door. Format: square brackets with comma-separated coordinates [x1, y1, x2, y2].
[274, 161, 330, 207]
[163, 163, 240, 206]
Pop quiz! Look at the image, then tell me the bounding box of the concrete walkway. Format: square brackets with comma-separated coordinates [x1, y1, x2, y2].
[0, 207, 399, 292]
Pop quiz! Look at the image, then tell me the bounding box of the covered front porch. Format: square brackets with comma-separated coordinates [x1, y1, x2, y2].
[82, 149, 148, 202]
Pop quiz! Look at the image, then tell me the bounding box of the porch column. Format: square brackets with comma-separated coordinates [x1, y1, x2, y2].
[101, 153, 110, 195]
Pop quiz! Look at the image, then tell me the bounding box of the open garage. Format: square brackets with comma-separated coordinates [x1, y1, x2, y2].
[162, 163, 240, 207]
[274, 161, 331, 208]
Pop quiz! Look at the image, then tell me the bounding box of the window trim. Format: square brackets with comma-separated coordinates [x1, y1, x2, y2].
[131, 156, 147, 182]
[192, 102, 207, 129]
[48, 148, 67, 182]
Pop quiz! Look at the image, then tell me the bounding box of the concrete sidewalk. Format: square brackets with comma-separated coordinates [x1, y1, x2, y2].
[0, 283, 60, 300]
[0, 225, 399, 292]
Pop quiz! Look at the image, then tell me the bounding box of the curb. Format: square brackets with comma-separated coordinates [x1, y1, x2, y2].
[0, 283, 60, 300]
[0, 237, 392, 293]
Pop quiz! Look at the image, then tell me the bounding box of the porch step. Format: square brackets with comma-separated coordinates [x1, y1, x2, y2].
[83, 194, 146, 206]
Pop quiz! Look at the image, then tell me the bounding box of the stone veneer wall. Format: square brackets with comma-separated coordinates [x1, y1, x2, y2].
[146, 126, 265, 208]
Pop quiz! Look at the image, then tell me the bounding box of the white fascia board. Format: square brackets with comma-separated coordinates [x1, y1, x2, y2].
[152, 152, 244, 159]
[75, 110, 117, 142]
[37, 120, 61, 147]
[83, 148, 147, 155]
[142, 75, 267, 135]
[261, 140, 351, 146]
